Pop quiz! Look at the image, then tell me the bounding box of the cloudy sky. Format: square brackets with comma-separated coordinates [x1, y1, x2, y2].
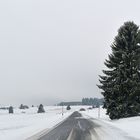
[0, 0, 140, 105]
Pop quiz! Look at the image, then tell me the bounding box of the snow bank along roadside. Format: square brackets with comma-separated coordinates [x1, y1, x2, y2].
[0, 106, 73, 140]
[82, 107, 140, 140]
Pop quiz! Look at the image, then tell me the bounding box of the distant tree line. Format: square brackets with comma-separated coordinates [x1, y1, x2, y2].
[58, 98, 104, 106]
[58, 101, 82, 106]
[82, 98, 104, 106]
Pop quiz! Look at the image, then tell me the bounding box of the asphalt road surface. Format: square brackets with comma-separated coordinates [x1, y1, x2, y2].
[38, 111, 97, 140]
[28, 111, 138, 140]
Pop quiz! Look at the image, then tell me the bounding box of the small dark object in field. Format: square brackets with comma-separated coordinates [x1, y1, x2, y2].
[66, 105, 71, 110]
[9, 106, 14, 114]
[79, 108, 86, 111]
[88, 107, 92, 110]
[37, 104, 45, 113]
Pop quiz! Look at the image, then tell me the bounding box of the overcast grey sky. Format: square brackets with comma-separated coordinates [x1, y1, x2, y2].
[0, 0, 140, 105]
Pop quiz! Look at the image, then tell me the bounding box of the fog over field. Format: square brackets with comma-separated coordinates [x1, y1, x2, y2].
[0, 0, 140, 105]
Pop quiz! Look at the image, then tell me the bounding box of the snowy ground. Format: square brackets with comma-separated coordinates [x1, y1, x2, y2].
[82, 107, 140, 140]
[0, 106, 140, 140]
[0, 106, 73, 140]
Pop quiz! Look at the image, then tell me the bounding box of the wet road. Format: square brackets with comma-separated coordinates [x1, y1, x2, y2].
[29, 111, 137, 140]
[38, 111, 97, 140]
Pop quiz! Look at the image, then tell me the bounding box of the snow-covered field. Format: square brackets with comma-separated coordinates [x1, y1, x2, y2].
[82, 107, 140, 140]
[0, 106, 140, 140]
[0, 106, 74, 140]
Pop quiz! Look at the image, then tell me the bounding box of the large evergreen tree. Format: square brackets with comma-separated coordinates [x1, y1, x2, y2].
[98, 21, 140, 119]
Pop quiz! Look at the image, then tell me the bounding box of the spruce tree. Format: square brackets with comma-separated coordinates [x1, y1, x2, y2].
[9, 106, 14, 114]
[66, 105, 71, 110]
[98, 21, 140, 119]
[37, 104, 45, 113]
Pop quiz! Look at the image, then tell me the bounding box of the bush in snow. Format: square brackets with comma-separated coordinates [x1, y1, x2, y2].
[66, 105, 71, 110]
[98, 21, 140, 119]
[9, 106, 14, 114]
[19, 104, 29, 109]
[37, 104, 45, 113]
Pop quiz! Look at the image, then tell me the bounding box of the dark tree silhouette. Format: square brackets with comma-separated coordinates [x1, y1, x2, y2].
[9, 106, 14, 114]
[66, 105, 71, 110]
[98, 21, 140, 119]
[37, 104, 45, 113]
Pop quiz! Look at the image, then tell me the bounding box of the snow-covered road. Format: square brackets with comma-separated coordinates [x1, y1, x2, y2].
[29, 111, 137, 140]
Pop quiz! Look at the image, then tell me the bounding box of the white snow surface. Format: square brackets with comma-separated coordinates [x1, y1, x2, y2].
[0, 106, 140, 140]
[0, 106, 73, 140]
[82, 107, 140, 140]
